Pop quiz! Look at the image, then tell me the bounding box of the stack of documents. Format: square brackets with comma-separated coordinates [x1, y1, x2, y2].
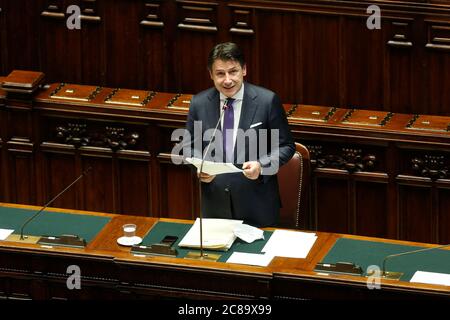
[185, 157, 243, 175]
[178, 218, 243, 251]
[226, 229, 318, 267]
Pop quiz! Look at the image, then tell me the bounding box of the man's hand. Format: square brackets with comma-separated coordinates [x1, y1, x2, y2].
[242, 161, 261, 180]
[198, 172, 215, 183]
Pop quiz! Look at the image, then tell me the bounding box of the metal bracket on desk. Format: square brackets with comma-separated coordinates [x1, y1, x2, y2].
[131, 243, 177, 257]
[314, 262, 363, 276]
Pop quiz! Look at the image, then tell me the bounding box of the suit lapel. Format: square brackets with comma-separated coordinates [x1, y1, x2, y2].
[238, 83, 258, 131]
[206, 89, 220, 130]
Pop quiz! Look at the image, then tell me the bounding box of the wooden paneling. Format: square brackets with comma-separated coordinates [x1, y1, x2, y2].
[116, 153, 152, 216]
[354, 176, 389, 238]
[314, 169, 349, 233]
[139, 1, 167, 91]
[0, 139, 3, 202]
[157, 154, 198, 220]
[80, 148, 115, 213]
[2, 0, 449, 115]
[300, 14, 340, 107]
[40, 0, 82, 84]
[256, 11, 299, 103]
[437, 182, 450, 244]
[397, 179, 434, 243]
[386, 19, 415, 113]
[0, 0, 40, 74]
[6, 141, 35, 205]
[103, 0, 140, 88]
[41, 146, 78, 209]
[343, 16, 384, 110]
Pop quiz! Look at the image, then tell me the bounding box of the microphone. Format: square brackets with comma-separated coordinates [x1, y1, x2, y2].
[18, 167, 92, 247]
[380, 243, 450, 280]
[186, 98, 230, 261]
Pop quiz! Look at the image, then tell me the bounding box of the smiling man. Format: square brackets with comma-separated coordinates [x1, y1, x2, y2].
[185, 42, 295, 227]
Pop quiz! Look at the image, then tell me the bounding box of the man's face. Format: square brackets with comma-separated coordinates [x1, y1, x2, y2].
[209, 59, 247, 98]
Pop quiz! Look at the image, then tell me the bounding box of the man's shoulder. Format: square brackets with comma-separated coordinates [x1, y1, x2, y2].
[192, 87, 217, 102]
[245, 82, 276, 99]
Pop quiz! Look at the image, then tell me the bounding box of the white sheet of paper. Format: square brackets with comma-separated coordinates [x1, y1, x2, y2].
[0, 229, 14, 240]
[262, 229, 317, 259]
[227, 252, 274, 267]
[185, 157, 243, 176]
[233, 224, 264, 243]
[178, 218, 243, 250]
[410, 271, 450, 286]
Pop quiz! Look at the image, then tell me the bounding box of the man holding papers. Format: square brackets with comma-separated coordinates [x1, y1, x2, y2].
[181, 42, 295, 227]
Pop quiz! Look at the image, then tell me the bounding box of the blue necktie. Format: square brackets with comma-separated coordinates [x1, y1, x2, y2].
[223, 98, 235, 162]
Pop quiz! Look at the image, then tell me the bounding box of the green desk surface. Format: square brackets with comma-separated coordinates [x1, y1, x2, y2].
[0, 206, 111, 243]
[143, 221, 273, 263]
[321, 238, 450, 281]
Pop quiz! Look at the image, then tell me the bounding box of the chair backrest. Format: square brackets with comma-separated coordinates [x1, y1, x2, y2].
[278, 142, 311, 229]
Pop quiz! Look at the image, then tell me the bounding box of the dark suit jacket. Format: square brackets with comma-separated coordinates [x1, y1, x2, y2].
[185, 82, 295, 227]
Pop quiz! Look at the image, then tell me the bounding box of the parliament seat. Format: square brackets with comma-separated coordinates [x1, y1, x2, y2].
[278, 142, 311, 229]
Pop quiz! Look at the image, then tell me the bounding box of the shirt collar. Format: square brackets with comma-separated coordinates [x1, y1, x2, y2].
[220, 82, 245, 101]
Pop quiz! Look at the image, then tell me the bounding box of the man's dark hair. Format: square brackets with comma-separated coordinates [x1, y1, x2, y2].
[207, 42, 245, 70]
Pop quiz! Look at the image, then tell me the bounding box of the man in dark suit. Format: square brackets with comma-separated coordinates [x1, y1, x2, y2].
[185, 42, 295, 227]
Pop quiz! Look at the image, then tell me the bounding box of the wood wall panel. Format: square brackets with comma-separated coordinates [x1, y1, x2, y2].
[300, 14, 340, 107]
[354, 179, 388, 238]
[40, 0, 82, 84]
[157, 158, 198, 220]
[117, 156, 151, 216]
[7, 150, 35, 205]
[2, 0, 449, 115]
[343, 17, 384, 110]
[80, 150, 115, 213]
[437, 183, 450, 244]
[385, 19, 415, 113]
[314, 170, 349, 233]
[41, 149, 78, 209]
[0, 0, 41, 74]
[426, 50, 450, 116]
[0, 141, 3, 202]
[80, 0, 106, 86]
[398, 183, 434, 243]
[256, 11, 299, 103]
[103, 0, 140, 89]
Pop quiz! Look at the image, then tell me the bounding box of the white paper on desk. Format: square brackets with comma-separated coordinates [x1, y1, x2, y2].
[262, 229, 317, 259]
[227, 252, 274, 267]
[410, 271, 450, 286]
[0, 229, 14, 240]
[233, 224, 264, 243]
[178, 218, 243, 250]
[185, 157, 243, 176]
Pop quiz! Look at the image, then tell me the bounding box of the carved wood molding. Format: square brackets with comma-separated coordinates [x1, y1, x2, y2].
[387, 21, 413, 48]
[307, 144, 377, 173]
[177, 3, 218, 33]
[425, 21, 450, 52]
[411, 154, 448, 180]
[229, 9, 254, 35]
[55, 123, 140, 151]
[80, 0, 101, 23]
[140, 1, 164, 28]
[41, 0, 65, 19]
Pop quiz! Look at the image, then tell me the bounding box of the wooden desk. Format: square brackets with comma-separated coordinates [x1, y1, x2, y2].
[0, 203, 448, 300]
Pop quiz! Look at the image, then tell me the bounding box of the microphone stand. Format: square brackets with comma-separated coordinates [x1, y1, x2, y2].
[8, 167, 92, 247]
[186, 100, 229, 261]
[380, 243, 450, 280]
